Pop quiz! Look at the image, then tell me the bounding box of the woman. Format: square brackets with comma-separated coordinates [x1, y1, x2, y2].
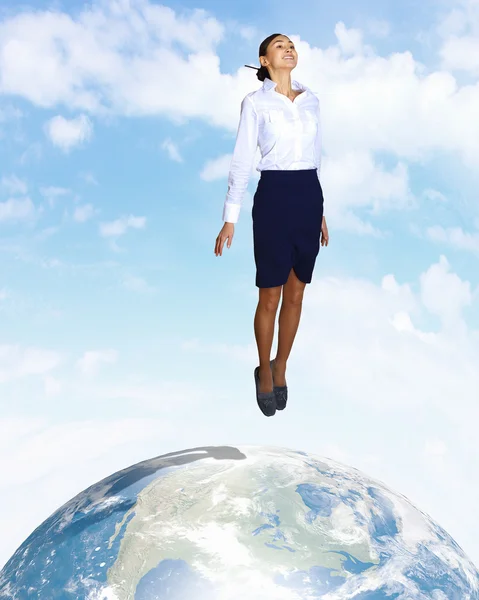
[214, 33, 329, 417]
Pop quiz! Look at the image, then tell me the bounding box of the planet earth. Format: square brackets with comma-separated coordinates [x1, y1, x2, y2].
[0, 445, 478, 599]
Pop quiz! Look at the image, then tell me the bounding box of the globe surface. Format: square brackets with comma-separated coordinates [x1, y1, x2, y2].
[1, 445, 478, 599]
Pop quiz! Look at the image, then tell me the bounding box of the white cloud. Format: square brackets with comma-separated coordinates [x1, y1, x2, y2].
[366, 19, 391, 38]
[294, 28, 479, 171]
[438, 0, 479, 74]
[426, 224, 479, 254]
[161, 138, 183, 163]
[79, 171, 98, 185]
[73, 203, 97, 223]
[0, 104, 22, 124]
[181, 337, 255, 363]
[89, 378, 212, 409]
[99, 214, 146, 237]
[35, 225, 59, 241]
[239, 26, 258, 41]
[389, 310, 437, 343]
[43, 375, 62, 396]
[421, 438, 451, 476]
[121, 274, 155, 294]
[19, 142, 42, 165]
[421, 189, 448, 203]
[200, 153, 233, 181]
[0, 288, 7, 301]
[185, 255, 478, 418]
[322, 151, 413, 233]
[0, 418, 46, 451]
[335, 21, 365, 56]
[0, 197, 35, 222]
[44, 114, 93, 151]
[419, 254, 472, 326]
[424, 438, 448, 457]
[76, 349, 118, 376]
[1, 175, 27, 195]
[40, 258, 63, 269]
[0, 2, 224, 113]
[40, 186, 70, 207]
[437, 3, 469, 38]
[441, 36, 479, 73]
[0, 344, 61, 383]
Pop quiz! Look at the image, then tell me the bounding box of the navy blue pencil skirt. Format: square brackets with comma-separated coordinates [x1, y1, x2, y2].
[252, 168, 324, 288]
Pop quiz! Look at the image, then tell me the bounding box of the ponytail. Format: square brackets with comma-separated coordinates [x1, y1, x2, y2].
[244, 64, 270, 81]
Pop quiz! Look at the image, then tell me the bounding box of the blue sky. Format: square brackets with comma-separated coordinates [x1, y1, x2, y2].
[1, 0, 479, 576]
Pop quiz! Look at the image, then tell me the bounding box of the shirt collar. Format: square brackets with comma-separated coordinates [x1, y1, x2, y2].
[262, 77, 310, 93]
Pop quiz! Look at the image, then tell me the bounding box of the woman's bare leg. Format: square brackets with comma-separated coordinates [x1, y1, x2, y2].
[254, 285, 282, 393]
[273, 268, 306, 385]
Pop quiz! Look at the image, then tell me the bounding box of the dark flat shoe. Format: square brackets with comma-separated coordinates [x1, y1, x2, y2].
[254, 366, 276, 417]
[270, 359, 288, 410]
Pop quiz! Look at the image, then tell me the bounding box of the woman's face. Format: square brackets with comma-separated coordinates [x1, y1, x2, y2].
[261, 36, 298, 73]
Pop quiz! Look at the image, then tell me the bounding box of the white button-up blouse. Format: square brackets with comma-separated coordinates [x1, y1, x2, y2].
[222, 77, 322, 223]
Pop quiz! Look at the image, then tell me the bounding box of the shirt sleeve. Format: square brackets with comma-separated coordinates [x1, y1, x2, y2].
[315, 96, 322, 177]
[222, 95, 259, 224]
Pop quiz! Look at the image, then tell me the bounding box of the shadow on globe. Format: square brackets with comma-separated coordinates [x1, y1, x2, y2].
[0, 445, 478, 599]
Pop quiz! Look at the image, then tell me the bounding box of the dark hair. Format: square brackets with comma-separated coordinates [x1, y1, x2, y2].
[244, 32, 284, 81]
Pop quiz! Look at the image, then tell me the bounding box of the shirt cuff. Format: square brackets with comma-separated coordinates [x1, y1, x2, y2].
[222, 202, 241, 224]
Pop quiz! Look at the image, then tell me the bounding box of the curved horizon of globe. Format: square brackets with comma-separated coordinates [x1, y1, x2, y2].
[0, 446, 478, 599]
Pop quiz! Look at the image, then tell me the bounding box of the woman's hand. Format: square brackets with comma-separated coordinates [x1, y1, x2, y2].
[215, 222, 235, 256]
[321, 216, 329, 247]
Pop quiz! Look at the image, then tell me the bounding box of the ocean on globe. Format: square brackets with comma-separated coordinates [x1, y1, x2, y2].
[0, 445, 478, 599]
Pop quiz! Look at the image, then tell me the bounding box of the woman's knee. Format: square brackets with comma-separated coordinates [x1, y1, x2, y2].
[283, 274, 306, 306]
[283, 288, 304, 306]
[258, 287, 281, 312]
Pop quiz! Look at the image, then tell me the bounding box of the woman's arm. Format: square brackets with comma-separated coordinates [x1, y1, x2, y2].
[315, 97, 329, 245]
[315, 97, 322, 178]
[222, 95, 259, 224]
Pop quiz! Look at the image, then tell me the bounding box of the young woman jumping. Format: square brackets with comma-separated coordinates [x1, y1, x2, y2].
[214, 33, 329, 417]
